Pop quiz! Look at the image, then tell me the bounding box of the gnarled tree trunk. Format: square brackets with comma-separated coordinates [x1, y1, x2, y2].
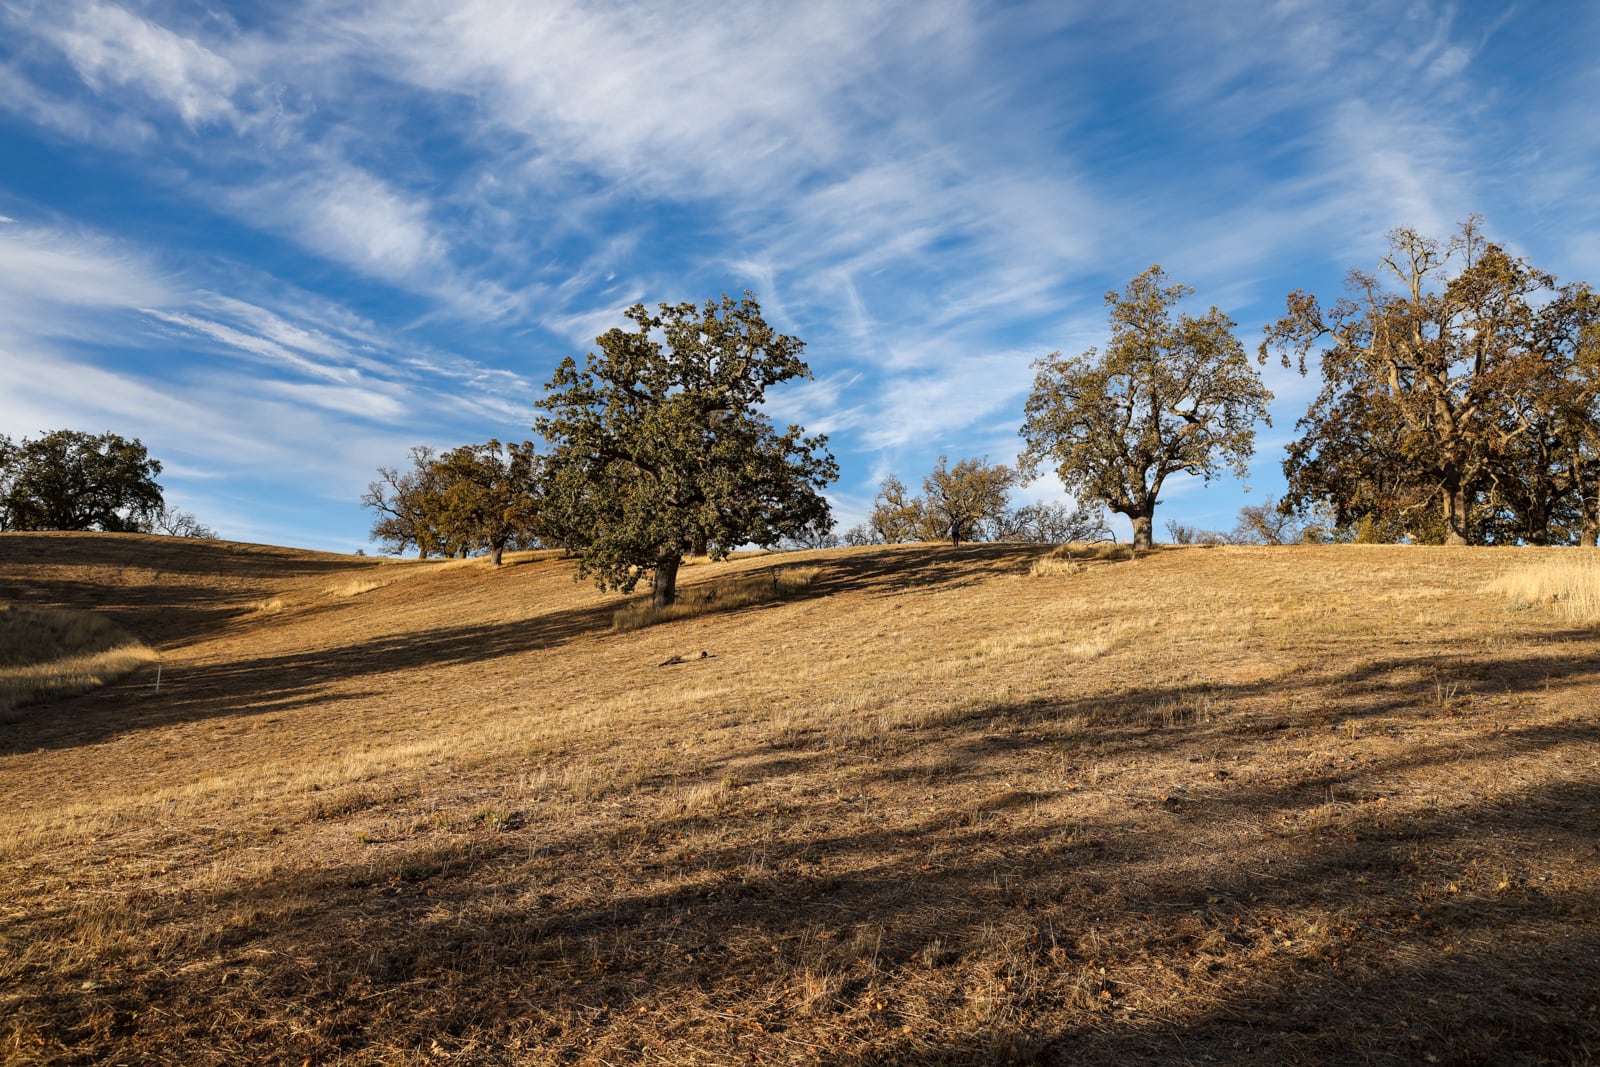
[1441, 480, 1471, 546]
[651, 549, 682, 610]
[1130, 512, 1154, 551]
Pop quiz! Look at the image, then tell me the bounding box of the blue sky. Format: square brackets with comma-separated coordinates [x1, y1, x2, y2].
[2, 1, 1596, 552]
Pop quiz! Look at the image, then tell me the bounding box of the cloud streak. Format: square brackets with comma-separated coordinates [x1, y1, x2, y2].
[1, 0, 1595, 548]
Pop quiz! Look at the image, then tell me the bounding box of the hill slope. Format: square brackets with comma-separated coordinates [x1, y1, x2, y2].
[2, 533, 1598, 1064]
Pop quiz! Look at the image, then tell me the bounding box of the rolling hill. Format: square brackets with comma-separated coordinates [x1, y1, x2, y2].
[2, 532, 1597, 1064]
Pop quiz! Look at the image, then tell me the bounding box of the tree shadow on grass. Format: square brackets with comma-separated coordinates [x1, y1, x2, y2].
[0, 597, 621, 754]
[9, 720, 1595, 1065]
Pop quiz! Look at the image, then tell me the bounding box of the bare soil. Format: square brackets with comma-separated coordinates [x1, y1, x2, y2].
[1, 531, 1597, 1065]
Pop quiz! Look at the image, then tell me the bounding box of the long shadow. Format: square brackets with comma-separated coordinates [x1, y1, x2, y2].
[815, 543, 1063, 597]
[0, 531, 363, 580]
[0, 596, 621, 754]
[9, 731, 1595, 1064]
[1, 533, 389, 649]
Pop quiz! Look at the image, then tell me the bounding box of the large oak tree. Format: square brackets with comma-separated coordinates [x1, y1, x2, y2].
[536, 295, 837, 609]
[0, 429, 165, 533]
[1020, 267, 1270, 550]
[1265, 219, 1599, 545]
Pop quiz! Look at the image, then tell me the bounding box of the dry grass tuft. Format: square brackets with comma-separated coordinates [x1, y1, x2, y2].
[325, 577, 387, 598]
[251, 596, 285, 615]
[612, 564, 821, 631]
[0, 603, 157, 713]
[1485, 552, 1600, 622]
[1029, 553, 1083, 578]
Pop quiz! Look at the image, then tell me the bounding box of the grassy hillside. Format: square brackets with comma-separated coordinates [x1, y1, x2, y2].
[1, 532, 1597, 1065]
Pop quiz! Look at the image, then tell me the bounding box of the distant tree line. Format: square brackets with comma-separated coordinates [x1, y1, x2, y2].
[361, 219, 1595, 609]
[829, 461, 1109, 548]
[0, 429, 214, 538]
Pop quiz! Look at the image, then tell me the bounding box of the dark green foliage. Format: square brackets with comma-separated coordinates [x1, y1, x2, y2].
[0, 429, 165, 532]
[429, 441, 545, 566]
[536, 294, 837, 609]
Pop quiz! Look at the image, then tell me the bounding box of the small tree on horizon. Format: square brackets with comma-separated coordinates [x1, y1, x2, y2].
[868, 475, 922, 544]
[1020, 266, 1271, 550]
[993, 499, 1111, 543]
[145, 506, 217, 539]
[429, 440, 546, 566]
[362, 446, 445, 557]
[921, 455, 1018, 546]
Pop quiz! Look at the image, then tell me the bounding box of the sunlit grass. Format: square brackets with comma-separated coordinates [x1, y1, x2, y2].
[0, 603, 157, 714]
[1485, 552, 1600, 623]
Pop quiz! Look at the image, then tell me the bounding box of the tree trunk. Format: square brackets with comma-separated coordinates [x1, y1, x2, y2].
[652, 550, 681, 610]
[489, 543, 505, 567]
[1441, 482, 1470, 546]
[688, 532, 707, 558]
[1131, 512, 1153, 551]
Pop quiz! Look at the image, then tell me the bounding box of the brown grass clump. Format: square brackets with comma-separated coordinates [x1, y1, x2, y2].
[325, 577, 387, 598]
[1485, 551, 1600, 622]
[0, 603, 156, 713]
[1029, 552, 1082, 578]
[611, 563, 820, 631]
[1, 533, 1598, 1065]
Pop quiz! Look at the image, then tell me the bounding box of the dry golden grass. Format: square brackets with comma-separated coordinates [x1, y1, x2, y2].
[325, 577, 388, 598]
[610, 563, 820, 631]
[0, 603, 157, 714]
[1, 532, 1598, 1065]
[1486, 550, 1600, 623]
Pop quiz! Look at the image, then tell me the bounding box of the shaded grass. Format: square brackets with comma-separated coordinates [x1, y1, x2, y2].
[0, 603, 157, 714]
[611, 564, 821, 631]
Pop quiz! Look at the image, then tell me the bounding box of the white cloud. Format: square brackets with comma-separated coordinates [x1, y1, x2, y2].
[332, 0, 978, 198]
[0, 223, 175, 348]
[40, 1, 241, 127]
[254, 380, 407, 421]
[142, 310, 360, 383]
[860, 347, 1036, 452]
[224, 163, 444, 281]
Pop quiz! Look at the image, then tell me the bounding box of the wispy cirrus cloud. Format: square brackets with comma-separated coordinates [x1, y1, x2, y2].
[37, 0, 242, 127]
[3, 0, 1596, 549]
[0, 216, 545, 545]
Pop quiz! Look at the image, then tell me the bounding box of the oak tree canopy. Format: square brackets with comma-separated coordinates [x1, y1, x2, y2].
[0, 429, 166, 533]
[1020, 267, 1271, 550]
[536, 295, 837, 609]
[1264, 218, 1600, 545]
